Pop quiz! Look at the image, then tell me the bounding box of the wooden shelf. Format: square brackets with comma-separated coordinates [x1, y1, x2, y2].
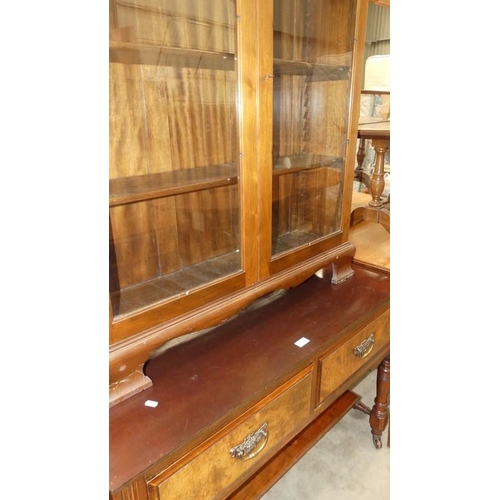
[110, 156, 342, 206]
[109, 41, 235, 70]
[110, 251, 241, 320]
[273, 155, 343, 176]
[274, 230, 320, 254]
[109, 44, 350, 82]
[274, 59, 350, 81]
[109, 163, 238, 206]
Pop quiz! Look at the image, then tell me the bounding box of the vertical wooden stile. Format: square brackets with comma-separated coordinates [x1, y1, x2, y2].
[237, 0, 261, 284]
[341, 0, 369, 238]
[254, 0, 274, 280]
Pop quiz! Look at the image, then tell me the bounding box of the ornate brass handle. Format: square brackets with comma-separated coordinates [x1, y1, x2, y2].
[229, 422, 268, 461]
[353, 333, 375, 358]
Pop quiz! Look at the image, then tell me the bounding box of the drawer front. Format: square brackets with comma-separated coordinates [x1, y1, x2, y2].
[148, 367, 313, 500]
[319, 309, 389, 403]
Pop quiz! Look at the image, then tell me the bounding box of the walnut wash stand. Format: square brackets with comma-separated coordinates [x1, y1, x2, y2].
[110, 265, 390, 500]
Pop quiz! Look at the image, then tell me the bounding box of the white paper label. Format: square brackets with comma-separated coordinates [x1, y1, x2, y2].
[294, 337, 310, 348]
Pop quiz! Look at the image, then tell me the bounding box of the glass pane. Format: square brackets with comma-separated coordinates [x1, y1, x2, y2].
[271, 0, 355, 256]
[109, 0, 240, 320]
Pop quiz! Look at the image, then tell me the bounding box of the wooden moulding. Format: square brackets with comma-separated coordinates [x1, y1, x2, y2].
[109, 241, 356, 407]
[110, 367, 153, 407]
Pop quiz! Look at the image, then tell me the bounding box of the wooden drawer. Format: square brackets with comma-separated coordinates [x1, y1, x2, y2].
[147, 366, 313, 500]
[319, 309, 389, 403]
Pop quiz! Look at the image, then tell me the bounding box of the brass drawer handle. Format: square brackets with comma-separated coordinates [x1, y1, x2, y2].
[229, 422, 268, 461]
[353, 333, 375, 358]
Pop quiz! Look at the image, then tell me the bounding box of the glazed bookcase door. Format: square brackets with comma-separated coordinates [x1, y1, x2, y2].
[109, 0, 245, 343]
[266, 0, 357, 275]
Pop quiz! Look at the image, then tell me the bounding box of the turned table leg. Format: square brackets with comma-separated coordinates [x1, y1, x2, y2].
[370, 355, 390, 449]
[368, 139, 389, 208]
[349, 135, 389, 229]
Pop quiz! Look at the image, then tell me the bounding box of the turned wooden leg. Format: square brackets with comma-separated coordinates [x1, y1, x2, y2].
[370, 355, 390, 449]
[368, 139, 389, 208]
